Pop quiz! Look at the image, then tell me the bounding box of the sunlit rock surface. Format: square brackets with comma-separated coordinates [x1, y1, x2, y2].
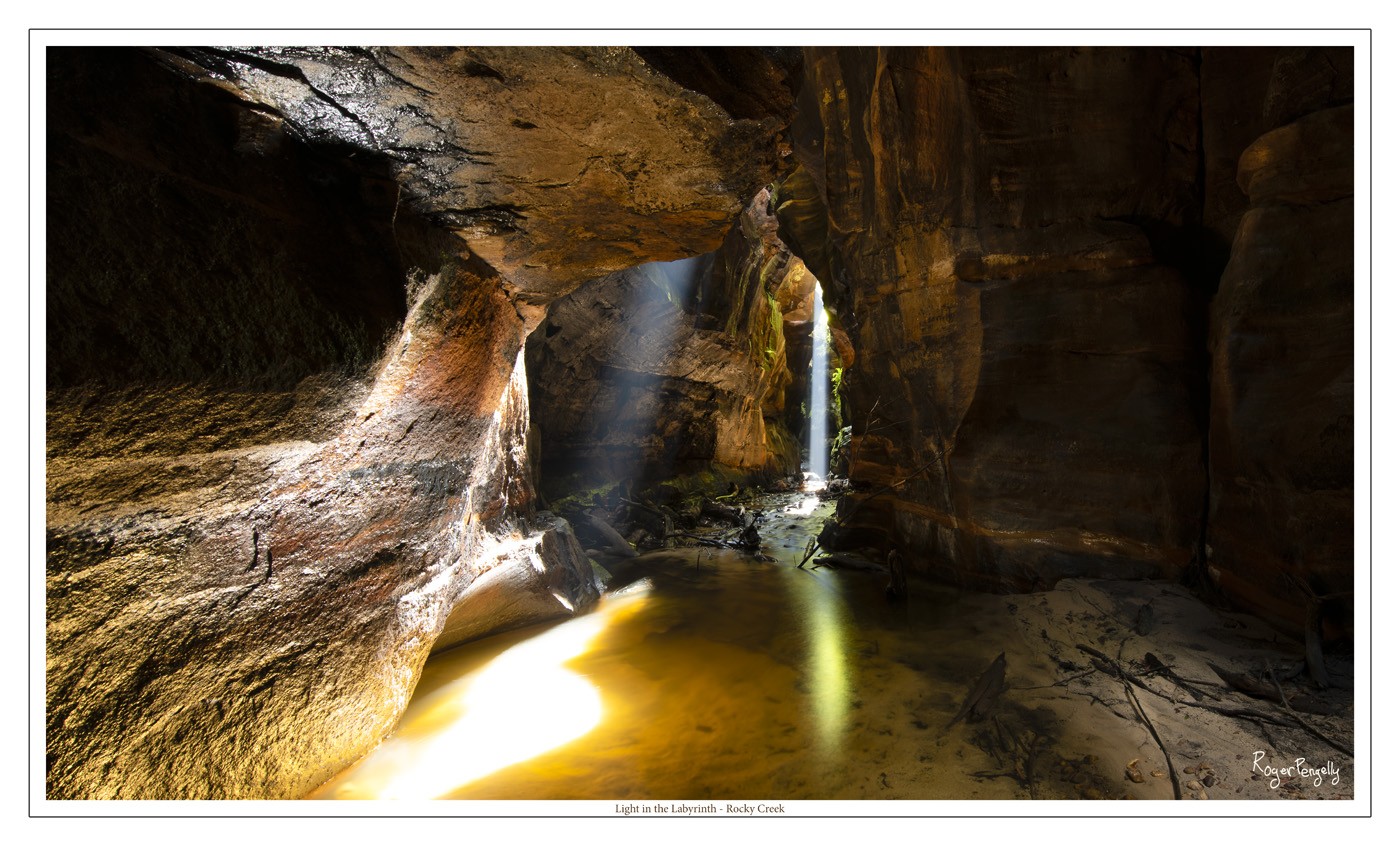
[526, 190, 805, 496]
[45, 47, 789, 799]
[432, 513, 602, 653]
[154, 45, 792, 300]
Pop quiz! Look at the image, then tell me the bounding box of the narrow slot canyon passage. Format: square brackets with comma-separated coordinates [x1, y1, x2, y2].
[41, 43, 1359, 806]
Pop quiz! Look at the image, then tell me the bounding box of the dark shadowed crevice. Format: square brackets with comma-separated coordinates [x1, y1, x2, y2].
[48, 48, 408, 394]
[632, 46, 802, 122]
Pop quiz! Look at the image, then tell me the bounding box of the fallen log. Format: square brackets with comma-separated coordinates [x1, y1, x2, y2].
[700, 501, 745, 526]
[811, 552, 884, 572]
[622, 498, 674, 545]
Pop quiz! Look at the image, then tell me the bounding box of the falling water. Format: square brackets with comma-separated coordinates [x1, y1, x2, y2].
[807, 282, 830, 486]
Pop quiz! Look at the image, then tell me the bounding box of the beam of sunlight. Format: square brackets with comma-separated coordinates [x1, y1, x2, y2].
[582, 255, 710, 491]
[310, 586, 651, 800]
[638, 254, 708, 307]
[806, 281, 830, 486]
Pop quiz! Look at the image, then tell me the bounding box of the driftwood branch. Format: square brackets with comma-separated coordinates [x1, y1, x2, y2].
[1123, 670, 1182, 799]
[1076, 644, 1294, 727]
[1013, 668, 1098, 691]
[664, 532, 735, 549]
[1077, 645, 1181, 799]
[1143, 653, 1211, 701]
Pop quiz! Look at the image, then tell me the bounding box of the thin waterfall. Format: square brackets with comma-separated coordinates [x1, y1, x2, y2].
[807, 282, 829, 487]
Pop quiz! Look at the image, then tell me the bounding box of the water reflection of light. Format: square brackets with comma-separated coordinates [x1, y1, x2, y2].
[787, 495, 821, 516]
[788, 571, 851, 756]
[315, 587, 649, 800]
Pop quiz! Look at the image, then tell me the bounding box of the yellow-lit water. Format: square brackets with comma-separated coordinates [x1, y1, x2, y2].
[307, 493, 1083, 800]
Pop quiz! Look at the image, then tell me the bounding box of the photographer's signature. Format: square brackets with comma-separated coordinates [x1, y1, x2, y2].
[1252, 751, 1341, 789]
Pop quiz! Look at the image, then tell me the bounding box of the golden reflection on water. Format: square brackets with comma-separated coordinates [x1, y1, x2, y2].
[310, 584, 651, 799]
[308, 496, 1047, 800]
[786, 569, 852, 756]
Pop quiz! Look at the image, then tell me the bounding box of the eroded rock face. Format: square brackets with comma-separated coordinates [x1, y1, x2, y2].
[778, 46, 1354, 631]
[45, 47, 789, 799]
[1200, 47, 1354, 263]
[1207, 103, 1354, 635]
[526, 190, 803, 497]
[47, 217, 573, 799]
[781, 47, 1209, 590]
[154, 45, 790, 301]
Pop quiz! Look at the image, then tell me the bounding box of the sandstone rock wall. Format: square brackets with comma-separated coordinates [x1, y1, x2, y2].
[780, 47, 1209, 590]
[1205, 53, 1354, 635]
[45, 47, 788, 799]
[42, 43, 1355, 801]
[777, 46, 1354, 629]
[155, 45, 787, 302]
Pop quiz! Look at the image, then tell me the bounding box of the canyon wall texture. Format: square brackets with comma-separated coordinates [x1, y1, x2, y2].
[779, 47, 1210, 591]
[1204, 49, 1355, 636]
[778, 46, 1353, 627]
[45, 47, 789, 799]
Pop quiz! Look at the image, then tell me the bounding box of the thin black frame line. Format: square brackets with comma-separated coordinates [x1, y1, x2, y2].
[26, 27, 1376, 32]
